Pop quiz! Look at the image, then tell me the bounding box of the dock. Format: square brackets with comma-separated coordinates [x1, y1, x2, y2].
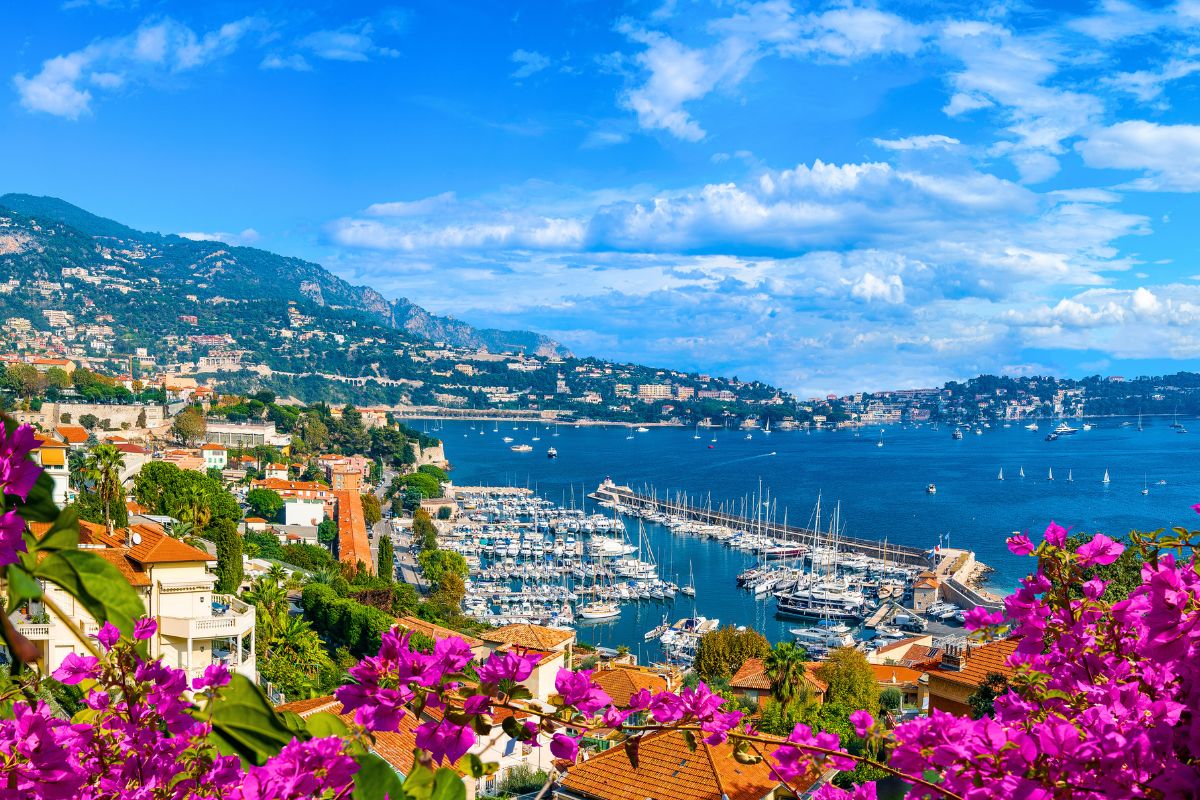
[590, 480, 932, 567]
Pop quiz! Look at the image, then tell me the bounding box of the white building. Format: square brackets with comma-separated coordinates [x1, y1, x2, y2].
[201, 443, 228, 471]
[283, 498, 325, 527]
[203, 421, 291, 449]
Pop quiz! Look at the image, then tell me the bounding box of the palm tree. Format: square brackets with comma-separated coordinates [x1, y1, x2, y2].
[172, 484, 212, 532]
[84, 444, 126, 536]
[305, 565, 340, 586]
[266, 564, 287, 586]
[67, 449, 88, 491]
[764, 641, 809, 708]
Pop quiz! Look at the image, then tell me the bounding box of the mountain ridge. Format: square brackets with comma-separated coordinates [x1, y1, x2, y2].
[0, 193, 570, 358]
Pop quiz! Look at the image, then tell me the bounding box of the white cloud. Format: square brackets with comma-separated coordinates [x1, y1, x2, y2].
[297, 22, 400, 62]
[366, 192, 458, 217]
[1103, 58, 1200, 105]
[329, 216, 585, 251]
[850, 272, 905, 304]
[178, 228, 261, 246]
[13, 16, 263, 118]
[1077, 120, 1200, 190]
[872, 134, 960, 151]
[510, 49, 550, 79]
[261, 53, 312, 72]
[581, 130, 630, 149]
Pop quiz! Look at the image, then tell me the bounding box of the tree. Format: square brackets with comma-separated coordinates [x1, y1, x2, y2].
[428, 572, 465, 619]
[764, 641, 810, 708]
[133, 462, 240, 526]
[880, 687, 903, 714]
[413, 508, 437, 551]
[211, 518, 244, 593]
[376, 533, 394, 582]
[317, 518, 337, 547]
[3, 363, 44, 399]
[79, 413, 100, 431]
[815, 647, 880, 712]
[172, 408, 206, 445]
[967, 672, 1009, 719]
[417, 549, 467, 586]
[360, 493, 382, 527]
[82, 444, 127, 535]
[416, 464, 449, 483]
[400, 471, 441, 499]
[246, 488, 284, 521]
[693, 625, 770, 683]
[45, 367, 71, 390]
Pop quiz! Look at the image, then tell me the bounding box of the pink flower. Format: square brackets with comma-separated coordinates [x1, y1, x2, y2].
[133, 618, 158, 641]
[0, 510, 27, 567]
[95, 622, 120, 650]
[1193, 503, 1200, 515]
[1076, 533, 1124, 567]
[52, 653, 100, 685]
[963, 606, 1004, 631]
[0, 423, 42, 500]
[1043, 521, 1070, 547]
[1082, 578, 1107, 599]
[192, 662, 231, 690]
[549, 733, 580, 762]
[1006, 533, 1035, 556]
[849, 710, 874, 737]
[415, 719, 475, 765]
[554, 669, 612, 716]
[476, 650, 541, 685]
[680, 682, 725, 722]
[462, 694, 492, 715]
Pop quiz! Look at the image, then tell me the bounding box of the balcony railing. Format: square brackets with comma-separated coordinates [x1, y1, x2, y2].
[14, 623, 50, 640]
[159, 598, 255, 640]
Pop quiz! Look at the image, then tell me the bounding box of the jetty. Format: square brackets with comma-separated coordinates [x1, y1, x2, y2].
[590, 479, 932, 567]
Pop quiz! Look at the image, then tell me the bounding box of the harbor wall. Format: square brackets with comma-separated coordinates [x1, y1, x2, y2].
[592, 483, 933, 568]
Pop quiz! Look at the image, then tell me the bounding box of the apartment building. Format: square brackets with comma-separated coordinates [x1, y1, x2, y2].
[7, 521, 256, 686]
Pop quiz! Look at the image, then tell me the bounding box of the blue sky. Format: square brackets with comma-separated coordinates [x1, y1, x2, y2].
[4, 1, 1200, 395]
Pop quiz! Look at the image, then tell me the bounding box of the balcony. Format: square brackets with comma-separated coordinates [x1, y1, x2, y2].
[14, 623, 51, 640]
[159, 595, 255, 640]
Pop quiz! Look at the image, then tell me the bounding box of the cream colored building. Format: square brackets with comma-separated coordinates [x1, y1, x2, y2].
[6, 521, 255, 686]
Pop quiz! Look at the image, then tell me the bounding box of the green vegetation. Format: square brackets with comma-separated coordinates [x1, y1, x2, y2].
[211, 518, 243, 593]
[764, 641, 810, 708]
[815, 647, 880, 712]
[172, 407, 206, 445]
[132, 462, 240, 528]
[245, 575, 341, 702]
[361, 493, 382, 527]
[316, 518, 337, 547]
[967, 672, 1009, 720]
[692, 625, 770, 683]
[246, 488, 284, 521]
[376, 533, 394, 582]
[300, 583, 396, 656]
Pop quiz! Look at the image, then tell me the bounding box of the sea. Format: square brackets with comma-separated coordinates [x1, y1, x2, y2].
[428, 417, 1199, 659]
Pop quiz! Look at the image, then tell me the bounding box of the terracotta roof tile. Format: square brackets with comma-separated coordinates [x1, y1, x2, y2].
[869, 664, 924, 686]
[560, 730, 808, 800]
[125, 524, 214, 564]
[729, 658, 772, 691]
[55, 425, 89, 444]
[481, 624, 574, 650]
[397, 616, 485, 649]
[591, 666, 668, 708]
[930, 639, 1018, 688]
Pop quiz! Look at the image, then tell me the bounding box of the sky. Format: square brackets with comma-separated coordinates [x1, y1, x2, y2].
[3, 0, 1200, 396]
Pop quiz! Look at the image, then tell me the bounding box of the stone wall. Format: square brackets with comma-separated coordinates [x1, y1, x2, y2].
[14, 402, 169, 430]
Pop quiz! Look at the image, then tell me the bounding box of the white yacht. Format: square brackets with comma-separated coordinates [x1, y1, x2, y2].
[578, 602, 621, 620]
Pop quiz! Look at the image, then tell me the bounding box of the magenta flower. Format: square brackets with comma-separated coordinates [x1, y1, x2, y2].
[52, 653, 100, 685]
[1043, 520, 1070, 547]
[679, 682, 725, 722]
[549, 733, 580, 762]
[192, 662, 231, 690]
[0, 509, 27, 567]
[462, 694, 492, 715]
[963, 606, 1004, 630]
[1006, 532, 1035, 556]
[95, 622, 120, 650]
[849, 710, 874, 737]
[554, 669, 612, 716]
[1076, 533, 1124, 567]
[0, 423, 42, 500]
[133, 617, 158, 641]
[415, 718, 475, 764]
[701, 710, 743, 745]
[647, 690, 684, 724]
[476, 650, 541, 685]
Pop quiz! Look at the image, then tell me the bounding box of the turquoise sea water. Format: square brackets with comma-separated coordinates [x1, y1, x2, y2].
[432, 417, 1199, 657]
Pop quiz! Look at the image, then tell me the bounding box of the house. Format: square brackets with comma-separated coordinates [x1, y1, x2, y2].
[112, 442, 150, 482]
[7, 520, 255, 686]
[201, 443, 227, 471]
[912, 572, 940, 613]
[30, 433, 69, 505]
[480, 624, 576, 702]
[264, 462, 289, 481]
[283, 498, 324, 527]
[589, 663, 671, 708]
[395, 616, 490, 660]
[335, 490, 372, 573]
[556, 730, 808, 800]
[53, 425, 90, 449]
[925, 639, 1018, 716]
[869, 664, 925, 711]
[729, 658, 827, 709]
[867, 635, 939, 668]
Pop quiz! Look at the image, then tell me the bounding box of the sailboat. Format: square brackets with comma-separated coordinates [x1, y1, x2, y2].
[763, 419, 771, 435]
[1142, 475, 1149, 496]
[626, 425, 635, 440]
[693, 422, 702, 440]
[1102, 469, 1110, 484]
[1019, 466, 1025, 478]
[1048, 467, 1054, 481]
[997, 468, 1004, 481]
[681, 561, 696, 597]
[1067, 469, 1073, 482]
[1137, 413, 1144, 432]
[876, 430, 884, 448]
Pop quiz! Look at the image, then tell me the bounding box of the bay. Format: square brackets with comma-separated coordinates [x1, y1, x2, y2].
[430, 417, 1198, 657]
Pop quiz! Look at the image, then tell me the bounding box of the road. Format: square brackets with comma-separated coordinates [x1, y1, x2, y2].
[369, 468, 427, 592]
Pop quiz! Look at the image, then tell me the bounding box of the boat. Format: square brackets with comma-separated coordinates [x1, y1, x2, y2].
[1019, 466, 1025, 478]
[1025, 422, 1039, 431]
[1045, 432, 1059, 441]
[644, 617, 670, 641]
[1067, 470, 1073, 482]
[1082, 423, 1093, 431]
[510, 444, 533, 453]
[502, 436, 514, 443]
[997, 467, 1004, 481]
[1102, 469, 1110, 484]
[681, 561, 696, 597]
[877, 430, 884, 448]
[546, 447, 558, 459]
[693, 422, 702, 440]
[763, 419, 771, 435]
[926, 483, 937, 494]
[745, 433, 753, 440]
[578, 602, 621, 620]
[1048, 468, 1054, 481]
[790, 623, 856, 651]
[1138, 413, 1144, 432]
[1054, 421, 1078, 435]
[1142, 475, 1149, 496]
[635, 426, 650, 433]
[952, 427, 964, 440]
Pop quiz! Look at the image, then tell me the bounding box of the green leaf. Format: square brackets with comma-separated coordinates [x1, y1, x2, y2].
[14, 471, 61, 524]
[5, 564, 43, 612]
[33, 549, 144, 640]
[353, 752, 407, 800]
[304, 710, 351, 740]
[201, 674, 298, 765]
[402, 763, 437, 800]
[466, 754, 485, 779]
[35, 508, 80, 552]
[430, 768, 466, 800]
[506, 685, 532, 702]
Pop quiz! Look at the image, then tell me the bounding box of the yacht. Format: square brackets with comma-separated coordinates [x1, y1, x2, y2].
[635, 426, 650, 433]
[546, 447, 558, 459]
[502, 436, 514, 443]
[1054, 421, 1078, 435]
[578, 602, 621, 620]
[1082, 423, 1093, 431]
[1025, 422, 1039, 431]
[790, 623, 856, 652]
[877, 430, 884, 447]
[952, 427, 964, 440]
[510, 444, 533, 453]
[997, 468, 1004, 481]
[1102, 469, 1110, 484]
[926, 483, 937, 494]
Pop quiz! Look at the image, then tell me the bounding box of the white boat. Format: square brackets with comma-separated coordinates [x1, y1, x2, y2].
[1048, 468, 1054, 481]
[877, 430, 884, 447]
[1019, 466, 1025, 478]
[1054, 421, 1078, 435]
[745, 433, 753, 440]
[635, 426, 650, 433]
[1082, 423, 1093, 431]
[1025, 422, 1039, 431]
[997, 468, 1004, 481]
[790, 623, 855, 651]
[763, 419, 771, 435]
[926, 483, 936, 494]
[1102, 469, 1110, 484]
[547, 447, 558, 459]
[1067, 470, 1073, 482]
[578, 602, 621, 620]
[502, 436, 514, 443]
[511, 444, 533, 452]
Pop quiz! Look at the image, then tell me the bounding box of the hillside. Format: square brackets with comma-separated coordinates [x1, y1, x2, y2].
[0, 193, 569, 358]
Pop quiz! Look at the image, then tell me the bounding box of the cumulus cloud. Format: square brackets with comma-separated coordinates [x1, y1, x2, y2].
[177, 228, 261, 246]
[296, 22, 401, 62]
[1077, 120, 1200, 190]
[872, 134, 960, 151]
[13, 16, 264, 118]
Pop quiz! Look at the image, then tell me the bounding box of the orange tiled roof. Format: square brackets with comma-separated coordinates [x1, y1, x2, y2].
[481, 623, 574, 650]
[200, 443, 226, 451]
[930, 639, 1019, 688]
[55, 425, 89, 444]
[591, 666, 668, 708]
[870, 664, 924, 687]
[873, 636, 927, 657]
[335, 489, 372, 572]
[729, 658, 772, 691]
[397, 616, 485, 649]
[93, 547, 152, 586]
[559, 729, 806, 800]
[125, 524, 214, 564]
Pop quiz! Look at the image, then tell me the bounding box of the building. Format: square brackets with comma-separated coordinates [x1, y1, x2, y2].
[480, 624, 575, 702]
[925, 639, 1018, 716]
[30, 433, 69, 505]
[912, 573, 940, 613]
[636, 383, 673, 401]
[869, 664, 925, 711]
[283, 498, 325, 527]
[728, 658, 827, 710]
[395, 616, 489, 660]
[7, 521, 255, 686]
[264, 463, 289, 481]
[203, 421, 291, 449]
[334, 490, 372, 573]
[200, 443, 227, 471]
[556, 730, 806, 800]
[53, 424, 90, 449]
[330, 468, 361, 491]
